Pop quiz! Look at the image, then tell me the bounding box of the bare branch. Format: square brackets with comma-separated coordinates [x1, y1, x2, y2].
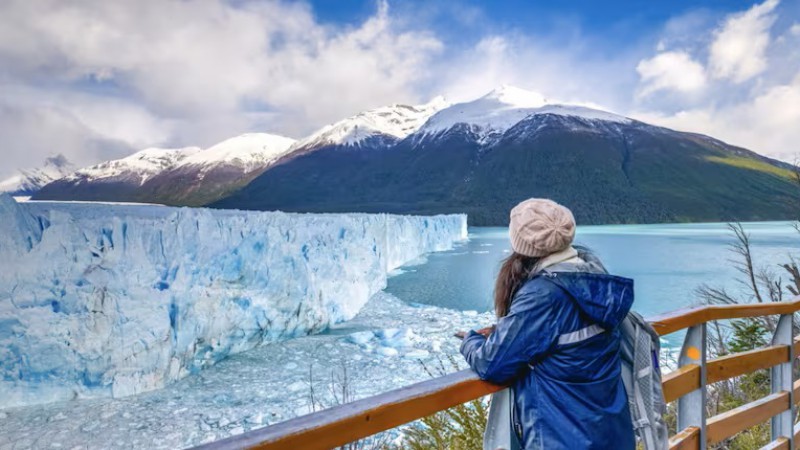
[728, 223, 765, 303]
[782, 256, 800, 296]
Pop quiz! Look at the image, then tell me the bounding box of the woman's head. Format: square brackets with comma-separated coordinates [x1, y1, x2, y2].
[494, 199, 576, 317]
[509, 198, 575, 257]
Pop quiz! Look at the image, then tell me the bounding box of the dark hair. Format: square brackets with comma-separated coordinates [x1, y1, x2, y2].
[494, 252, 541, 318]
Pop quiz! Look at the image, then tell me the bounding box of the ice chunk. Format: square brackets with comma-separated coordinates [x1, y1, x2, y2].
[375, 347, 399, 357]
[286, 381, 306, 393]
[0, 198, 467, 408]
[346, 331, 375, 346]
[379, 328, 416, 348]
[403, 349, 430, 359]
[376, 328, 401, 340]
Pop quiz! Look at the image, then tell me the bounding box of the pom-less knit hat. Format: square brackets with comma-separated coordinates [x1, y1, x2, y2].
[509, 198, 576, 257]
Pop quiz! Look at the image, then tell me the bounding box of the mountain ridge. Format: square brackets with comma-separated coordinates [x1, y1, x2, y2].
[212, 89, 798, 225]
[33, 133, 296, 205]
[31, 86, 798, 224]
[0, 155, 76, 196]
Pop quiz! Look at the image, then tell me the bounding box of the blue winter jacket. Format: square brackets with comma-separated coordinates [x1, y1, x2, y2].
[460, 264, 635, 449]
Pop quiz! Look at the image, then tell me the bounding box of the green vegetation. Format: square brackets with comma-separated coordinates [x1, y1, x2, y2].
[713, 321, 771, 449]
[395, 398, 487, 450]
[706, 155, 796, 180]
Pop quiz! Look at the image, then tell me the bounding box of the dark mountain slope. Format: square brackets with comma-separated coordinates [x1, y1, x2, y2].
[134, 164, 266, 207]
[211, 114, 797, 226]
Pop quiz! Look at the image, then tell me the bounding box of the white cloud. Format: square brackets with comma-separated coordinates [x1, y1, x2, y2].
[631, 0, 800, 161]
[633, 73, 800, 162]
[431, 33, 639, 114]
[0, 0, 443, 177]
[0, 104, 135, 172]
[636, 51, 707, 97]
[709, 0, 780, 83]
[0, 0, 799, 177]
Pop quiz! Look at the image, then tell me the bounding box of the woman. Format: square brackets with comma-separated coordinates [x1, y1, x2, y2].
[458, 198, 635, 450]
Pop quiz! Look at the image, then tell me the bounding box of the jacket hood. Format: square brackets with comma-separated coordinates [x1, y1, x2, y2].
[538, 249, 633, 329]
[547, 272, 634, 330]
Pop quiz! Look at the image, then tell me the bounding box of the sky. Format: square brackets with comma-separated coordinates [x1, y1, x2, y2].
[0, 0, 799, 178]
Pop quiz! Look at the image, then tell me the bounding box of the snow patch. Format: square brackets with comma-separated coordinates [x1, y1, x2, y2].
[292, 96, 449, 150]
[64, 147, 202, 185]
[418, 85, 631, 141]
[178, 133, 296, 174]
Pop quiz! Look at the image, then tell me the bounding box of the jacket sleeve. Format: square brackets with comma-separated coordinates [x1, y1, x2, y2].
[460, 283, 560, 384]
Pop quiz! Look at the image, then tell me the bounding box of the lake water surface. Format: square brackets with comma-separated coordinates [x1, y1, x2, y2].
[386, 222, 798, 346]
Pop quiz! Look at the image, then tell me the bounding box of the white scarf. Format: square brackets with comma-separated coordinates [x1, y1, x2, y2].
[536, 246, 582, 272]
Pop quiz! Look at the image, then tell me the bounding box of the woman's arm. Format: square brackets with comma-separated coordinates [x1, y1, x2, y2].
[459, 285, 559, 384]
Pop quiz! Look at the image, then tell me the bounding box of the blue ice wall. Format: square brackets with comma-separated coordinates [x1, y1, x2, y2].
[0, 195, 466, 407]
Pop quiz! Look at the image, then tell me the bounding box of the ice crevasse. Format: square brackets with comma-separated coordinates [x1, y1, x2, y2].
[0, 195, 467, 408]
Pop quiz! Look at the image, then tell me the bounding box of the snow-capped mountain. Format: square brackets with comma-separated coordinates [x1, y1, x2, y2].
[291, 96, 449, 152]
[33, 97, 445, 205]
[134, 133, 296, 206]
[417, 85, 629, 142]
[34, 133, 296, 206]
[61, 146, 203, 186]
[0, 155, 75, 196]
[178, 133, 296, 174]
[33, 146, 202, 203]
[214, 85, 798, 226]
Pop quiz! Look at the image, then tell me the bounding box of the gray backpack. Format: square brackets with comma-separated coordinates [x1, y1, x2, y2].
[619, 311, 669, 450]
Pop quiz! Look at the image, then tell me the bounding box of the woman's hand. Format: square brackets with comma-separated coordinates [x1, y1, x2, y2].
[454, 325, 495, 340]
[476, 325, 496, 337]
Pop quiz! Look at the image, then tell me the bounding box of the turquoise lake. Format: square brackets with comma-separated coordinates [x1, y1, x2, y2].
[385, 222, 799, 347]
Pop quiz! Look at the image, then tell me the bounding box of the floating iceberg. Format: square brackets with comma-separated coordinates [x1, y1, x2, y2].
[0, 195, 466, 408]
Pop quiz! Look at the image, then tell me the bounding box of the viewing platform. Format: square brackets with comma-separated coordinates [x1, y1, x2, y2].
[191, 298, 800, 450]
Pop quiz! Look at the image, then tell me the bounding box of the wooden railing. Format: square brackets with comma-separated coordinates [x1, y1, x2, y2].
[193, 298, 800, 450]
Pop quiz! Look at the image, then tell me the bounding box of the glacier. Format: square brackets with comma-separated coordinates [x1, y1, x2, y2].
[0, 195, 467, 408]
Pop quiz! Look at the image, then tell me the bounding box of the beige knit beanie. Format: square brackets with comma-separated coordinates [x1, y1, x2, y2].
[509, 198, 576, 257]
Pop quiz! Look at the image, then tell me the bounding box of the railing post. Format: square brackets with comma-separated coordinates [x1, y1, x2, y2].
[678, 323, 707, 449]
[770, 314, 794, 446]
